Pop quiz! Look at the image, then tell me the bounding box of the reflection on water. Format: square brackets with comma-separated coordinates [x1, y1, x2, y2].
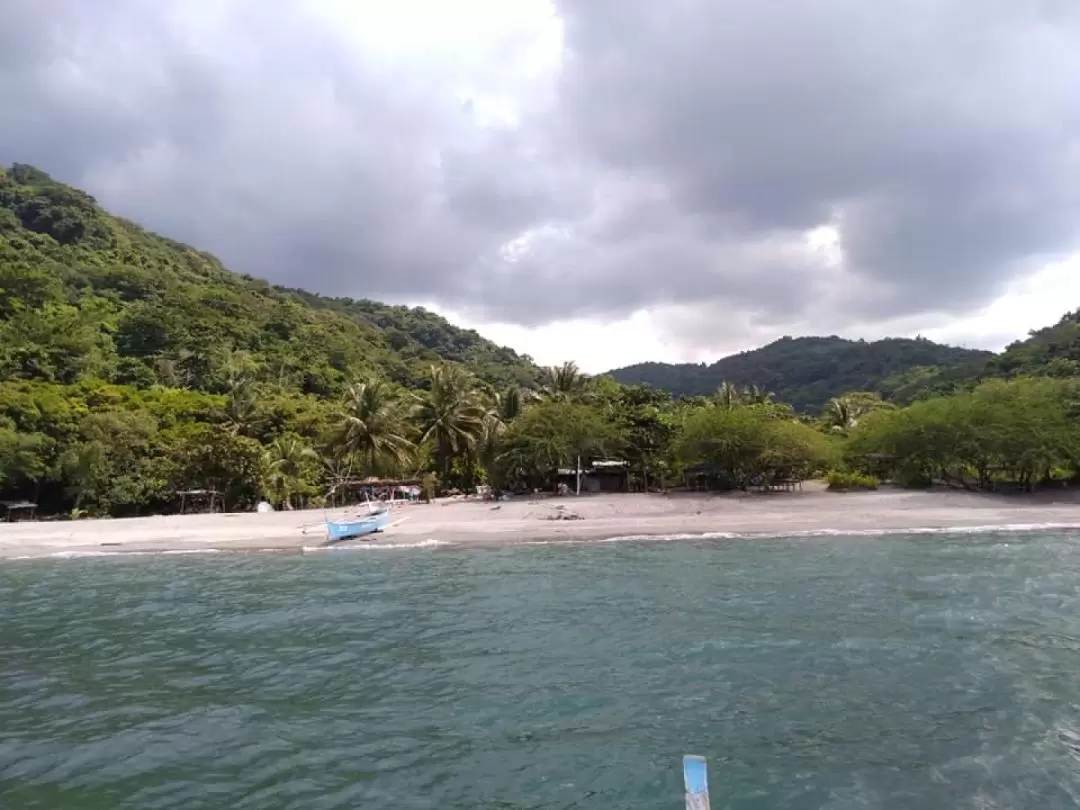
[4, 531, 1080, 808]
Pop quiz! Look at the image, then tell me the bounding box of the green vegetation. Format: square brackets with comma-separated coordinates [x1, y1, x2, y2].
[608, 336, 992, 412]
[845, 377, 1080, 491]
[0, 164, 546, 515]
[5, 163, 1080, 516]
[676, 402, 834, 490]
[826, 471, 879, 491]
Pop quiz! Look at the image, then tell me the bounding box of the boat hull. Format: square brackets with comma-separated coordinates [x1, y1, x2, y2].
[325, 510, 391, 542]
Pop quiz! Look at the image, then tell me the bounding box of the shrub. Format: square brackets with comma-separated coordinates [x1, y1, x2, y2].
[827, 470, 879, 491]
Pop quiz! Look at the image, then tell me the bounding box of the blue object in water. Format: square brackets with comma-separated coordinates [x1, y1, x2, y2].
[325, 509, 391, 542]
[683, 755, 710, 810]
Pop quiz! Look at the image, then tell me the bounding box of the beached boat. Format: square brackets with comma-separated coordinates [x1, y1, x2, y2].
[325, 506, 391, 543]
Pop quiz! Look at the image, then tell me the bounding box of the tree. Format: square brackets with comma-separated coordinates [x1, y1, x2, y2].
[677, 405, 830, 490]
[496, 401, 622, 490]
[541, 361, 591, 402]
[823, 392, 892, 433]
[334, 379, 415, 476]
[613, 385, 676, 490]
[261, 434, 318, 509]
[167, 424, 263, 510]
[743, 384, 774, 405]
[847, 378, 1080, 490]
[715, 380, 743, 408]
[412, 364, 487, 483]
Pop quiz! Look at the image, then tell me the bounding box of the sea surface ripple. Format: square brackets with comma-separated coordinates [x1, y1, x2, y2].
[5, 530, 1080, 808]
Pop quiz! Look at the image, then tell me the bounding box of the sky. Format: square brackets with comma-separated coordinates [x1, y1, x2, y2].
[4, 0, 1080, 372]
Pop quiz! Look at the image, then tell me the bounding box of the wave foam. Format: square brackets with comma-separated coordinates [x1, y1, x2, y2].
[599, 523, 1080, 544]
[302, 539, 446, 552]
[8, 548, 228, 560]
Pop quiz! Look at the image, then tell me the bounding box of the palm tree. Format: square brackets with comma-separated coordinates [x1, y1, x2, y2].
[412, 364, 487, 479]
[825, 397, 855, 432]
[223, 376, 258, 436]
[744, 384, 775, 405]
[262, 435, 318, 510]
[494, 385, 524, 423]
[715, 380, 743, 408]
[334, 379, 415, 475]
[824, 393, 887, 432]
[476, 386, 524, 490]
[542, 361, 591, 402]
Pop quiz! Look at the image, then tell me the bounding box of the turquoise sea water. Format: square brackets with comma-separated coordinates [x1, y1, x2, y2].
[4, 531, 1080, 808]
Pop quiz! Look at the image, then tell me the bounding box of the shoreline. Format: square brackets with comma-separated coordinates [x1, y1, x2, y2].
[5, 485, 1080, 559]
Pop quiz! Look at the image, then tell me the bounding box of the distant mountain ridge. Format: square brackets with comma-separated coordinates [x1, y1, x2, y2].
[606, 335, 993, 412]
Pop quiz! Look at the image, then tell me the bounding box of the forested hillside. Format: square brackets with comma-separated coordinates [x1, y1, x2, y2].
[608, 336, 992, 412]
[988, 310, 1080, 378]
[0, 164, 547, 515]
[0, 163, 539, 393]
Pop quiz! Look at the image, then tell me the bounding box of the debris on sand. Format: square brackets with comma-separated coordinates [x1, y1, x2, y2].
[544, 505, 584, 521]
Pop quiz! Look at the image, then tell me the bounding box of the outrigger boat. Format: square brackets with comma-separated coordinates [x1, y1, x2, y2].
[324, 499, 392, 543]
[683, 755, 710, 810]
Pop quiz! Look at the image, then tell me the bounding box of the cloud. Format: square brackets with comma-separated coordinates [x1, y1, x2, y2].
[0, 0, 573, 301]
[3, 0, 1080, 361]
[545, 0, 1080, 337]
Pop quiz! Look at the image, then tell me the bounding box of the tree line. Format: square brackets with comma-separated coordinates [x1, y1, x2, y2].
[3, 359, 1078, 516]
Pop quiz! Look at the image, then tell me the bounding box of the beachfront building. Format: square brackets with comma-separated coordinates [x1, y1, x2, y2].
[555, 459, 630, 494]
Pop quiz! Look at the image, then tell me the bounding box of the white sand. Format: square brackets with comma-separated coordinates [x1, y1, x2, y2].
[4, 484, 1080, 558]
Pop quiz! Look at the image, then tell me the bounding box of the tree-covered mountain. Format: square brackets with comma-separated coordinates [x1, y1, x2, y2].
[0, 163, 554, 515]
[607, 336, 993, 412]
[0, 163, 541, 394]
[863, 311, 1080, 402]
[987, 309, 1080, 379]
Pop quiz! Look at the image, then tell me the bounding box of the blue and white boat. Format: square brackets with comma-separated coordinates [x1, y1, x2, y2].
[325, 504, 391, 543]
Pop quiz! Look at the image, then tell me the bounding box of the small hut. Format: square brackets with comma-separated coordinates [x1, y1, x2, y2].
[177, 489, 219, 515]
[0, 500, 37, 522]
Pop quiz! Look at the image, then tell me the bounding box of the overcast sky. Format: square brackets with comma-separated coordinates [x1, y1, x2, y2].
[4, 0, 1080, 371]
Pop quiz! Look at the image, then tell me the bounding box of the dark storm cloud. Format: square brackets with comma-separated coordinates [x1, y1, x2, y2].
[3, 0, 1080, 343]
[541, 0, 1080, 332]
[0, 0, 576, 306]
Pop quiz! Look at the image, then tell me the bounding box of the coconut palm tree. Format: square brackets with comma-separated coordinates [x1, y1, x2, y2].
[262, 434, 318, 510]
[743, 384, 775, 405]
[223, 376, 258, 436]
[825, 397, 855, 432]
[412, 364, 487, 480]
[475, 386, 525, 490]
[541, 361, 591, 402]
[715, 380, 743, 408]
[334, 379, 415, 475]
[494, 385, 524, 423]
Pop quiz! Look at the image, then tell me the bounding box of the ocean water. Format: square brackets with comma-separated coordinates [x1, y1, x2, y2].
[4, 531, 1080, 809]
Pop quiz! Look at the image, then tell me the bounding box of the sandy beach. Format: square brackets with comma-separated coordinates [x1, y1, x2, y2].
[3, 484, 1080, 558]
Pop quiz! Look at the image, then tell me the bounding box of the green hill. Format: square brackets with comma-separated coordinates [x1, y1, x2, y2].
[987, 310, 1080, 379]
[0, 163, 545, 515]
[0, 163, 540, 393]
[607, 336, 993, 412]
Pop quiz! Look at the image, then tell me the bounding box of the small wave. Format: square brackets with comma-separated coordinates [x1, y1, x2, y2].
[162, 548, 224, 555]
[596, 531, 740, 543]
[6, 548, 228, 561]
[598, 523, 1080, 544]
[302, 539, 446, 552]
